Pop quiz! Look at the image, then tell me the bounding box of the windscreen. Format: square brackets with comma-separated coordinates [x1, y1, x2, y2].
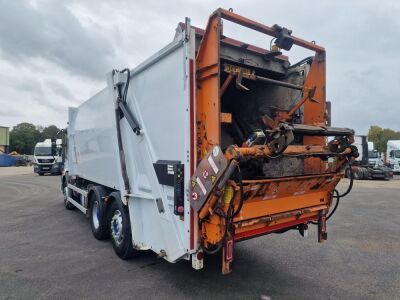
[368, 151, 379, 158]
[34, 147, 52, 156]
[393, 150, 400, 158]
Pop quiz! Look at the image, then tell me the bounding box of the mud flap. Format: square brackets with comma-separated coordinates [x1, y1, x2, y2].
[318, 212, 327, 243]
[222, 236, 234, 275]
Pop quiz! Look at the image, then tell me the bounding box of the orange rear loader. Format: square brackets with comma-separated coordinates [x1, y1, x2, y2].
[187, 8, 358, 274]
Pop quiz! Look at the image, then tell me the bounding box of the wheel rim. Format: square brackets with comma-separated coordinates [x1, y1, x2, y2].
[92, 201, 100, 230]
[111, 209, 124, 246]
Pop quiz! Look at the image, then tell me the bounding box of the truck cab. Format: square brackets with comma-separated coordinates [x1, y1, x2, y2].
[387, 140, 400, 174]
[367, 142, 383, 167]
[34, 139, 63, 175]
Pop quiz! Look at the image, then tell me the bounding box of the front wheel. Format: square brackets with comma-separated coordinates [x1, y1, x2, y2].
[109, 193, 138, 259]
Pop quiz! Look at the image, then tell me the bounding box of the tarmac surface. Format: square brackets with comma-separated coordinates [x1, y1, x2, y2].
[0, 170, 399, 299]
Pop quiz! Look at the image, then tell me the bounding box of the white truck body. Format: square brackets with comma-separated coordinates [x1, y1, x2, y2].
[66, 28, 197, 263]
[387, 140, 400, 173]
[353, 136, 363, 162]
[34, 139, 63, 174]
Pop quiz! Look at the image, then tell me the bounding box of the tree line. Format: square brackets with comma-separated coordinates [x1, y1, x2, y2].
[9, 123, 62, 155]
[7, 122, 399, 155]
[367, 125, 400, 153]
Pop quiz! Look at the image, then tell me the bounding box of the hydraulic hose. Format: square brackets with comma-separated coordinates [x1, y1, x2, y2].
[337, 164, 354, 198]
[326, 189, 340, 220]
[232, 165, 245, 217]
[201, 207, 229, 254]
[311, 164, 354, 224]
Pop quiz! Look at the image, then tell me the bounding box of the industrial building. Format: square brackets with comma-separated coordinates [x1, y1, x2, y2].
[0, 126, 10, 154]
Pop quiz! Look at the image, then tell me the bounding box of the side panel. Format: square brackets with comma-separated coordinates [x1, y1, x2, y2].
[67, 90, 123, 190]
[122, 31, 196, 262]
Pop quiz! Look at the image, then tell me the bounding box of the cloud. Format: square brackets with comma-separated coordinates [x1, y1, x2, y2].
[0, 0, 399, 135]
[0, 0, 116, 79]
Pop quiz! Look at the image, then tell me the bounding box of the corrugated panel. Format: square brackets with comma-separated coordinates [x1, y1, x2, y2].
[0, 127, 9, 146]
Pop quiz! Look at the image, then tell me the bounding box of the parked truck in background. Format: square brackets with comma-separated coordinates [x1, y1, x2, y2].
[367, 141, 383, 167]
[34, 139, 63, 175]
[61, 9, 358, 274]
[387, 140, 400, 174]
[346, 136, 392, 180]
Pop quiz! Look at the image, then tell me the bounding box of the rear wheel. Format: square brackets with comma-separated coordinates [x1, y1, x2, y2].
[89, 186, 109, 240]
[109, 193, 138, 259]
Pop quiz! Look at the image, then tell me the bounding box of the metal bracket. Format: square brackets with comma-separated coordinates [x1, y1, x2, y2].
[184, 17, 191, 42]
[118, 100, 141, 135]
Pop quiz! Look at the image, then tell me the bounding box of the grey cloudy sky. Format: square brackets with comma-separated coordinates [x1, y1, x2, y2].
[0, 0, 399, 134]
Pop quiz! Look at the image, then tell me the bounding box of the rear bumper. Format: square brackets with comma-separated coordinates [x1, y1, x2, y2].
[234, 215, 317, 242]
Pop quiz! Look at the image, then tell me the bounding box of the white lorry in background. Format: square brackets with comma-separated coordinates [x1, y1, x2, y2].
[387, 140, 400, 174]
[367, 141, 383, 167]
[33, 139, 63, 175]
[347, 136, 393, 180]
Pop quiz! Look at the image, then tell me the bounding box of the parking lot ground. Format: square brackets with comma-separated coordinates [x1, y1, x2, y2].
[0, 174, 399, 299]
[0, 166, 33, 177]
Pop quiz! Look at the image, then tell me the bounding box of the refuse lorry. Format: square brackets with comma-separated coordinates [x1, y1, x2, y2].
[62, 8, 358, 274]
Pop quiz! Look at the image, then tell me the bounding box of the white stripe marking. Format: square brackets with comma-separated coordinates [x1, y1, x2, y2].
[196, 177, 207, 195]
[207, 156, 219, 174]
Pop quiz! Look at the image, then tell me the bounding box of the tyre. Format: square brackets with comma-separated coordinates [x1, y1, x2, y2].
[353, 169, 362, 180]
[89, 186, 109, 240]
[108, 192, 138, 259]
[361, 168, 369, 180]
[38, 172, 44, 176]
[62, 179, 75, 210]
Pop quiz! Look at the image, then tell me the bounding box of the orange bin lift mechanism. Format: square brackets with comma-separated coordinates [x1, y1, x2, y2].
[193, 8, 356, 274]
[195, 8, 326, 163]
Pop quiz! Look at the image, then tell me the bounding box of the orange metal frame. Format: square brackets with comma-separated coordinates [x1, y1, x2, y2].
[196, 8, 326, 166]
[194, 9, 346, 255]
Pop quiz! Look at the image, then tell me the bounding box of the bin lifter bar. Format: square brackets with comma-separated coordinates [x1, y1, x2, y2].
[216, 8, 325, 53]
